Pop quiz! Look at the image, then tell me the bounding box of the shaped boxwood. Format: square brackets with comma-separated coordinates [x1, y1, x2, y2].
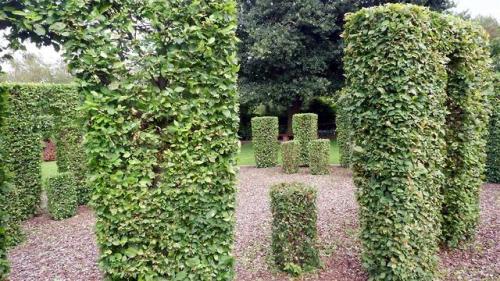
[486, 74, 499, 183]
[344, 4, 491, 279]
[252, 116, 279, 168]
[281, 141, 299, 174]
[309, 139, 330, 175]
[292, 113, 318, 166]
[46, 172, 78, 220]
[270, 182, 319, 275]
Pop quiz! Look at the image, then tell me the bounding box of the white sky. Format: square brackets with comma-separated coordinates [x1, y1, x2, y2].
[2, 0, 499, 71]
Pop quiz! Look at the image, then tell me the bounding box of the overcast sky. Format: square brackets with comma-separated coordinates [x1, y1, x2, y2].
[2, 0, 500, 70]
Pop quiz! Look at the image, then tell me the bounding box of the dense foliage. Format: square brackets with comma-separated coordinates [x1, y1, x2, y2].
[3, 1, 240, 279]
[237, 0, 453, 135]
[270, 182, 319, 275]
[309, 139, 330, 175]
[343, 4, 490, 279]
[281, 141, 299, 174]
[0, 83, 82, 247]
[438, 14, 492, 247]
[486, 74, 499, 183]
[336, 90, 352, 168]
[0, 84, 44, 246]
[0, 82, 8, 280]
[46, 172, 78, 220]
[292, 113, 318, 166]
[251, 116, 279, 168]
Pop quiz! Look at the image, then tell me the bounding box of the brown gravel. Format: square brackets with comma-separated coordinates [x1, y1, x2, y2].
[7, 166, 500, 281]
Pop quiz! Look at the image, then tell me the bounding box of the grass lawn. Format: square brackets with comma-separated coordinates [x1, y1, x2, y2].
[41, 161, 58, 180]
[40, 140, 340, 177]
[237, 140, 340, 166]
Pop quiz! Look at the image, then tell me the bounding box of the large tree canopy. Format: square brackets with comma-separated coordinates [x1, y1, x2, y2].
[238, 0, 454, 135]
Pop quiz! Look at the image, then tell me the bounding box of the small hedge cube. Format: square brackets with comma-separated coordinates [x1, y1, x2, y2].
[292, 113, 318, 166]
[270, 182, 319, 275]
[252, 116, 279, 168]
[46, 173, 78, 220]
[282, 141, 299, 174]
[309, 139, 330, 175]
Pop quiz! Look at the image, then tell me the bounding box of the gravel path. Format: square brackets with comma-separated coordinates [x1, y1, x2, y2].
[7, 167, 500, 281]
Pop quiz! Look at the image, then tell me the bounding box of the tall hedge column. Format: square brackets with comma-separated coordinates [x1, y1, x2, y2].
[343, 5, 447, 280]
[252, 116, 279, 168]
[486, 75, 499, 183]
[0, 87, 9, 279]
[292, 113, 318, 166]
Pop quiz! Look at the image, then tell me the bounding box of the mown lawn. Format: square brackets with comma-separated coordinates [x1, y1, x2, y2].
[41, 140, 341, 177]
[237, 140, 340, 166]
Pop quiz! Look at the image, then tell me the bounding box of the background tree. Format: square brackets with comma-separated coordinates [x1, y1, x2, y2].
[1, 52, 73, 83]
[238, 0, 454, 136]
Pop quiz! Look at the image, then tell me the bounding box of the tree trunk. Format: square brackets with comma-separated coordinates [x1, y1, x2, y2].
[286, 98, 303, 139]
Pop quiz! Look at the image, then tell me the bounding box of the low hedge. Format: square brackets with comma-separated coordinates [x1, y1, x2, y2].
[309, 139, 330, 175]
[252, 116, 279, 168]
[46, 172, 78, 220]
[292, 113, 318, 166]
[282, 141, 299, 174]
[270, 182, 319, 275]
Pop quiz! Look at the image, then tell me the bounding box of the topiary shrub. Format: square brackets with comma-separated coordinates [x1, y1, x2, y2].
[252, 116, 279, 168]
[336, 90, 352, 168]
[270, 182, 319, 275]
[0, 86, 9, 280]
[292, 113, 318, 166]
[309, 139, 330, 175]
[486, 74, 499, 183]
[344, 4, 491, 279]
[281, 141, 299, 174]
[46, 172, 78, 220]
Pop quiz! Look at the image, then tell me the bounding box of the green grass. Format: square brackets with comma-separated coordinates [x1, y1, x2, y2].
[41, 141, 340, 178]
[41, 161, 58, 181]
[237, 140, 340, 166]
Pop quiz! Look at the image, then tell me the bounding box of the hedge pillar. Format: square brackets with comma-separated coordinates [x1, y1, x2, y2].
[0, 85, 9, 280]
[344, 5, 447, 280]
[292, 113, 318, 166]
[251, 116, 279, 168]
[486, 75, 500, 183]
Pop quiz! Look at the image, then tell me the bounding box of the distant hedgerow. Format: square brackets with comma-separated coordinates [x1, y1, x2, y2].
[270, 182, 319, 275]
[252, 116, 279, 168]
[292, 113, 318, 166]
[281, 141, 299, 174]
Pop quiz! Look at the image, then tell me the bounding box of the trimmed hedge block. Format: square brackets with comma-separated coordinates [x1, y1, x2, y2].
[252, 116, 279, 168]
[46, 173, 78, 220]
[282, 141, 299, 174]
[486, 75, 499, 183]
[270, 182, 319, 275]
[0, 86, 9, 280]
[309, 139, 330, 175]
[292, 113, 318, 166]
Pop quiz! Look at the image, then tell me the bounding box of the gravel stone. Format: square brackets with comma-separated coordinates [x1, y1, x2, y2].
[7, 167, 499, 281]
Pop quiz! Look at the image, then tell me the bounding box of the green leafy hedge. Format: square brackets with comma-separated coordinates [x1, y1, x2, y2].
[0, 85, 9, 280]
[252, 116, 279, 168]
[292, 113, 318, 166]
[336, 90, 352, 168]
[0, 83, 83, 247]
[343, 3, 491, 279]
[437, 14, 492, 248]
[46, 172, 78, 220]
[281, 141, 299, 174]
[270, 182, 319, 275]
[486, 74, 499, 183]
[56, 126, 88, 205]
[309, 139, 330, 175]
